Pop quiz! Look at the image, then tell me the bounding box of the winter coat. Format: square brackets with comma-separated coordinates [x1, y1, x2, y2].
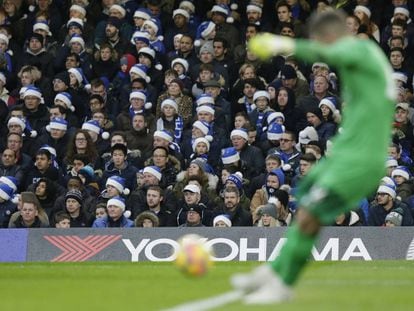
[396, 181, 413, 201]
[92, 215, 134, 228]
[144, 155, 182, 189]
[0, 200, 17, 228]
[125, 128, 154, 159]
[10, 215, 49, 228]
[368, 201, 413, 226]
[214, 205, 253, 227]
[173, 171, 219, 205]
[250, 187, 270, 223]
[239, 144, 265, 180]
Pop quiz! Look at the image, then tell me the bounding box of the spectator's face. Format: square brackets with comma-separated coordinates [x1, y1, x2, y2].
[92, 112, 105, 127]
[224, 191, 239, 210]
[168, 82, 181, 96]
[200, 51, 213, 64]
[75, 133, 88, 149]
[247, 10, 261, 23]
[280, 133, 295, 151]
[300, 160, 313, 176]
[100, 47, 112, 61]
[211, 12, 225, 25]
[24, 96, 41, 111]
[376, 192, 391, 205]
[130, 98, 144, 110]
[277, 89, 288, 107]
[107, 204, 123, 220]
[231, 135, 246, 151]
[146, 189, 162, 208]
[306, 112, 321, 127]
[266, 175, 280, 189]
[70, 42, 83, 54]
[7, 123, 23, 135]
[345, 16, 359, 35]
[234, 116, 247, 129]
[106, 185, 119, 197]
[111, 135, 125, 146]
[188, 163, 200, 176]
[95, 207, 107, 219]
[132, 115, 146, 131]
[204, 86, 220, 99]
[172, 63, 185, 76]
[72, 160, 85, 174]
[37, 0, 50, 10]
[388, 146, 399, 159]
[213, 41, 226, 58]
[56, 219, 71, 228]
[174, 14, 187, 28]
[199, 70, 213, 82]
[395, 107, 409, 123]
[195, 143, 208, 155]
[187, 210, 201, 224]
[281, 27, 295, 37]
[1, 149, 16, 166]
[391, 25, 405, 37]
[266, 158, 280, 172]
[68, 25, 82, 36]
[242, 67, 255, 79]
[142, 219, 154, 227]
[197, 111, 214, 123]
[243, 83, 256, 98]
[50, 128, 66, 139]
[143, 173, 159, 186]
[245, 26, 257, 40]
[313, 76, 329, 94]
[153, 136, 169, 148]
[320, 104, 331, 118]
[112, 150, 126, 167]
[184, 191, 199, 205]
[66, 198, 81, 213]
[91, 85, 106, 98]
[180, 36, 193, 53]
[153, 149, 168, 168]
[35, 181, 47, 197]
[277, 5, 290, 22]
[21, 203, 38, 223]
[147, 4, 160, 16]
[65, 56, 79, 69]
[49, 107, 64, 119]
[390, 51, 404, 67]
[0, 39, 7, 52]
[255, 97, 268, 110]
[53, 79, 67, 92]
[7, 134, 22, 152]
[20, 72, 34, 86]
[35, 154, 51, 171]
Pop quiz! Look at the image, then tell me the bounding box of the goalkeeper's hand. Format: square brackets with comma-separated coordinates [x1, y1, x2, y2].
[248, 33, 295, 60]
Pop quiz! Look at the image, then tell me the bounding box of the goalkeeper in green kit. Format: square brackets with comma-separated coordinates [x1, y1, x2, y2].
[231, 10, 396, 304]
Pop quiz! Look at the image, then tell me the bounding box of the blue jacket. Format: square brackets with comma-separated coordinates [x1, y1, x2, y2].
[92, 215, 134, 228]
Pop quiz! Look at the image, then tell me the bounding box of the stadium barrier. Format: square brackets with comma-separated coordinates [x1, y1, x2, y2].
[1, 227, 414, 262]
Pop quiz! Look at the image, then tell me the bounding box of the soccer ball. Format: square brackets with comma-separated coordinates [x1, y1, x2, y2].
[175, 234, 213, 277]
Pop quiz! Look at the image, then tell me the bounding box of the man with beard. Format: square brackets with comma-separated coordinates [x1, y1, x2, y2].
[125, 114, 154, 160]
[214, 186, 252, 226]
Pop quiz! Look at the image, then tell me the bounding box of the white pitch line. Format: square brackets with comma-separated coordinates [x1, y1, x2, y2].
[163, 290, 244, 311]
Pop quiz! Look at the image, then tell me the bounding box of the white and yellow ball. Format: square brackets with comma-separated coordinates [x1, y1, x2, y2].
[175, 234, 213, 277]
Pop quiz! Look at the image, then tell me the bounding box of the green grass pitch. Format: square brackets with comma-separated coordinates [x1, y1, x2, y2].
[1, 261, 414, 311]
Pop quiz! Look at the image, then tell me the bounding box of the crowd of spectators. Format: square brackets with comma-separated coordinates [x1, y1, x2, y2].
[0, 0, 414, 229]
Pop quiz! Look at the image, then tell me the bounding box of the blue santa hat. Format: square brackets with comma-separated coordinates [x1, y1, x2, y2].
[211, 4, 234, 23]
[143, 17, 163, 41]
[130, 30, 151, 45]
[130, 90, 152, 110]
[106, 176, 130, 195]
[391, 166, 411, 181]
[68, 67, 89, 86]
[196, 93, 215, 106]
[47, 117, 68, 132]
[67, 17, 84, 29]
[226, 172, 243, 191]
[267, 123, 285, 140]
[54, 92, 74, 112]
[192, 137, 211, 153]
[386, 157, 398, 168]
[107, 195, 126, 211]
[267, 112, 285, 125]
[69, 34, 85, 49]
[268, 168, 285, 186]
[23, 85, 44, 104]
[377, 184, 396, 199]
[7, 117, 37, 138]
[0, 183, 14, 201]
[230, 128, 248, 141]
[143, 165, 162, 181]
[221, 147, 240, 165]
[129, 63, 151, 83]
[196, 104, 215, 116]
[319, 97, 340, 116]
[33, 21, 52, 36]
[192, 120, 213, 142]
[134, 8, 151, 20]
[194, 21, 216, 47]
[82, 120, 110, 140]
[0, 176, 18, 192]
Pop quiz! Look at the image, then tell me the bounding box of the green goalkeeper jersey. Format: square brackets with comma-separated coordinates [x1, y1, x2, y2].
[294, 37, 396, 204]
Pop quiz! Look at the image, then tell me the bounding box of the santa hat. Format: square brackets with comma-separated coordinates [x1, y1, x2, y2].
[8, 117, 37, 138]
[211, 4, 234, 23]
[196, 104, 215, 115]
[231, 128, 248, 141]
[0, 176, 18, 192]
[192, 137, 210, 152]
[392, 72, 408, 84]
[319, 97, 340, 116]
[54, 92, 74, 111]
[129, 64, 150, 83]
[173, 8, 190, 20]
[8, 117, 26, 131]
[106, 176, 130, 195]
[386, 157, 398, 168]
[143, 18, 163, 40]
[253, 90, 270, 102]
[68, 67, 88, 86]
[69, 34, 85, 49]
[196, 93, 215, 106]
[193, 120, 213, 142]
[47, 117, 68, 132]
[213, 214, 232, 227]
[107, 196, 126, 211]
[67, 17, 84, 29]
[130, 30, 150, 45]
[299, 126, 319, 145]
[394, 6, 410, 19]
[246, 4, 262, 14]
[0, 183, 14, 201]
[194, 21, 216, 47]
[354, 5, 371, 18]
[134, 8, 151, 20]
[221, 147, 240, 165]
[33, 21, 52, 36]
[267, 123, 285, 140]
[377, 184, 396, 199]
[154, 130, 174, 142]
[109, 4, 126, 18]
[179, 1, 195, 14]
[392, 166, 411, 180]
[70, 4, 86, 17]
[23, 86, 44, 103]
[267, 112, 285, 124]
[171, 58, 189, 73]
[161, 98, 178, 112]
[82, 120, 109, 140]
[143, 166, 162, 181]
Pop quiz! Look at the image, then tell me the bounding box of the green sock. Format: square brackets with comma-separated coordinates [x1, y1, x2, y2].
[271, 225, 317, 286]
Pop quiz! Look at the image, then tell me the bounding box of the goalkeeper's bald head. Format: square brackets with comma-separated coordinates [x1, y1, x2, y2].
[308, 10, 348, 43]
